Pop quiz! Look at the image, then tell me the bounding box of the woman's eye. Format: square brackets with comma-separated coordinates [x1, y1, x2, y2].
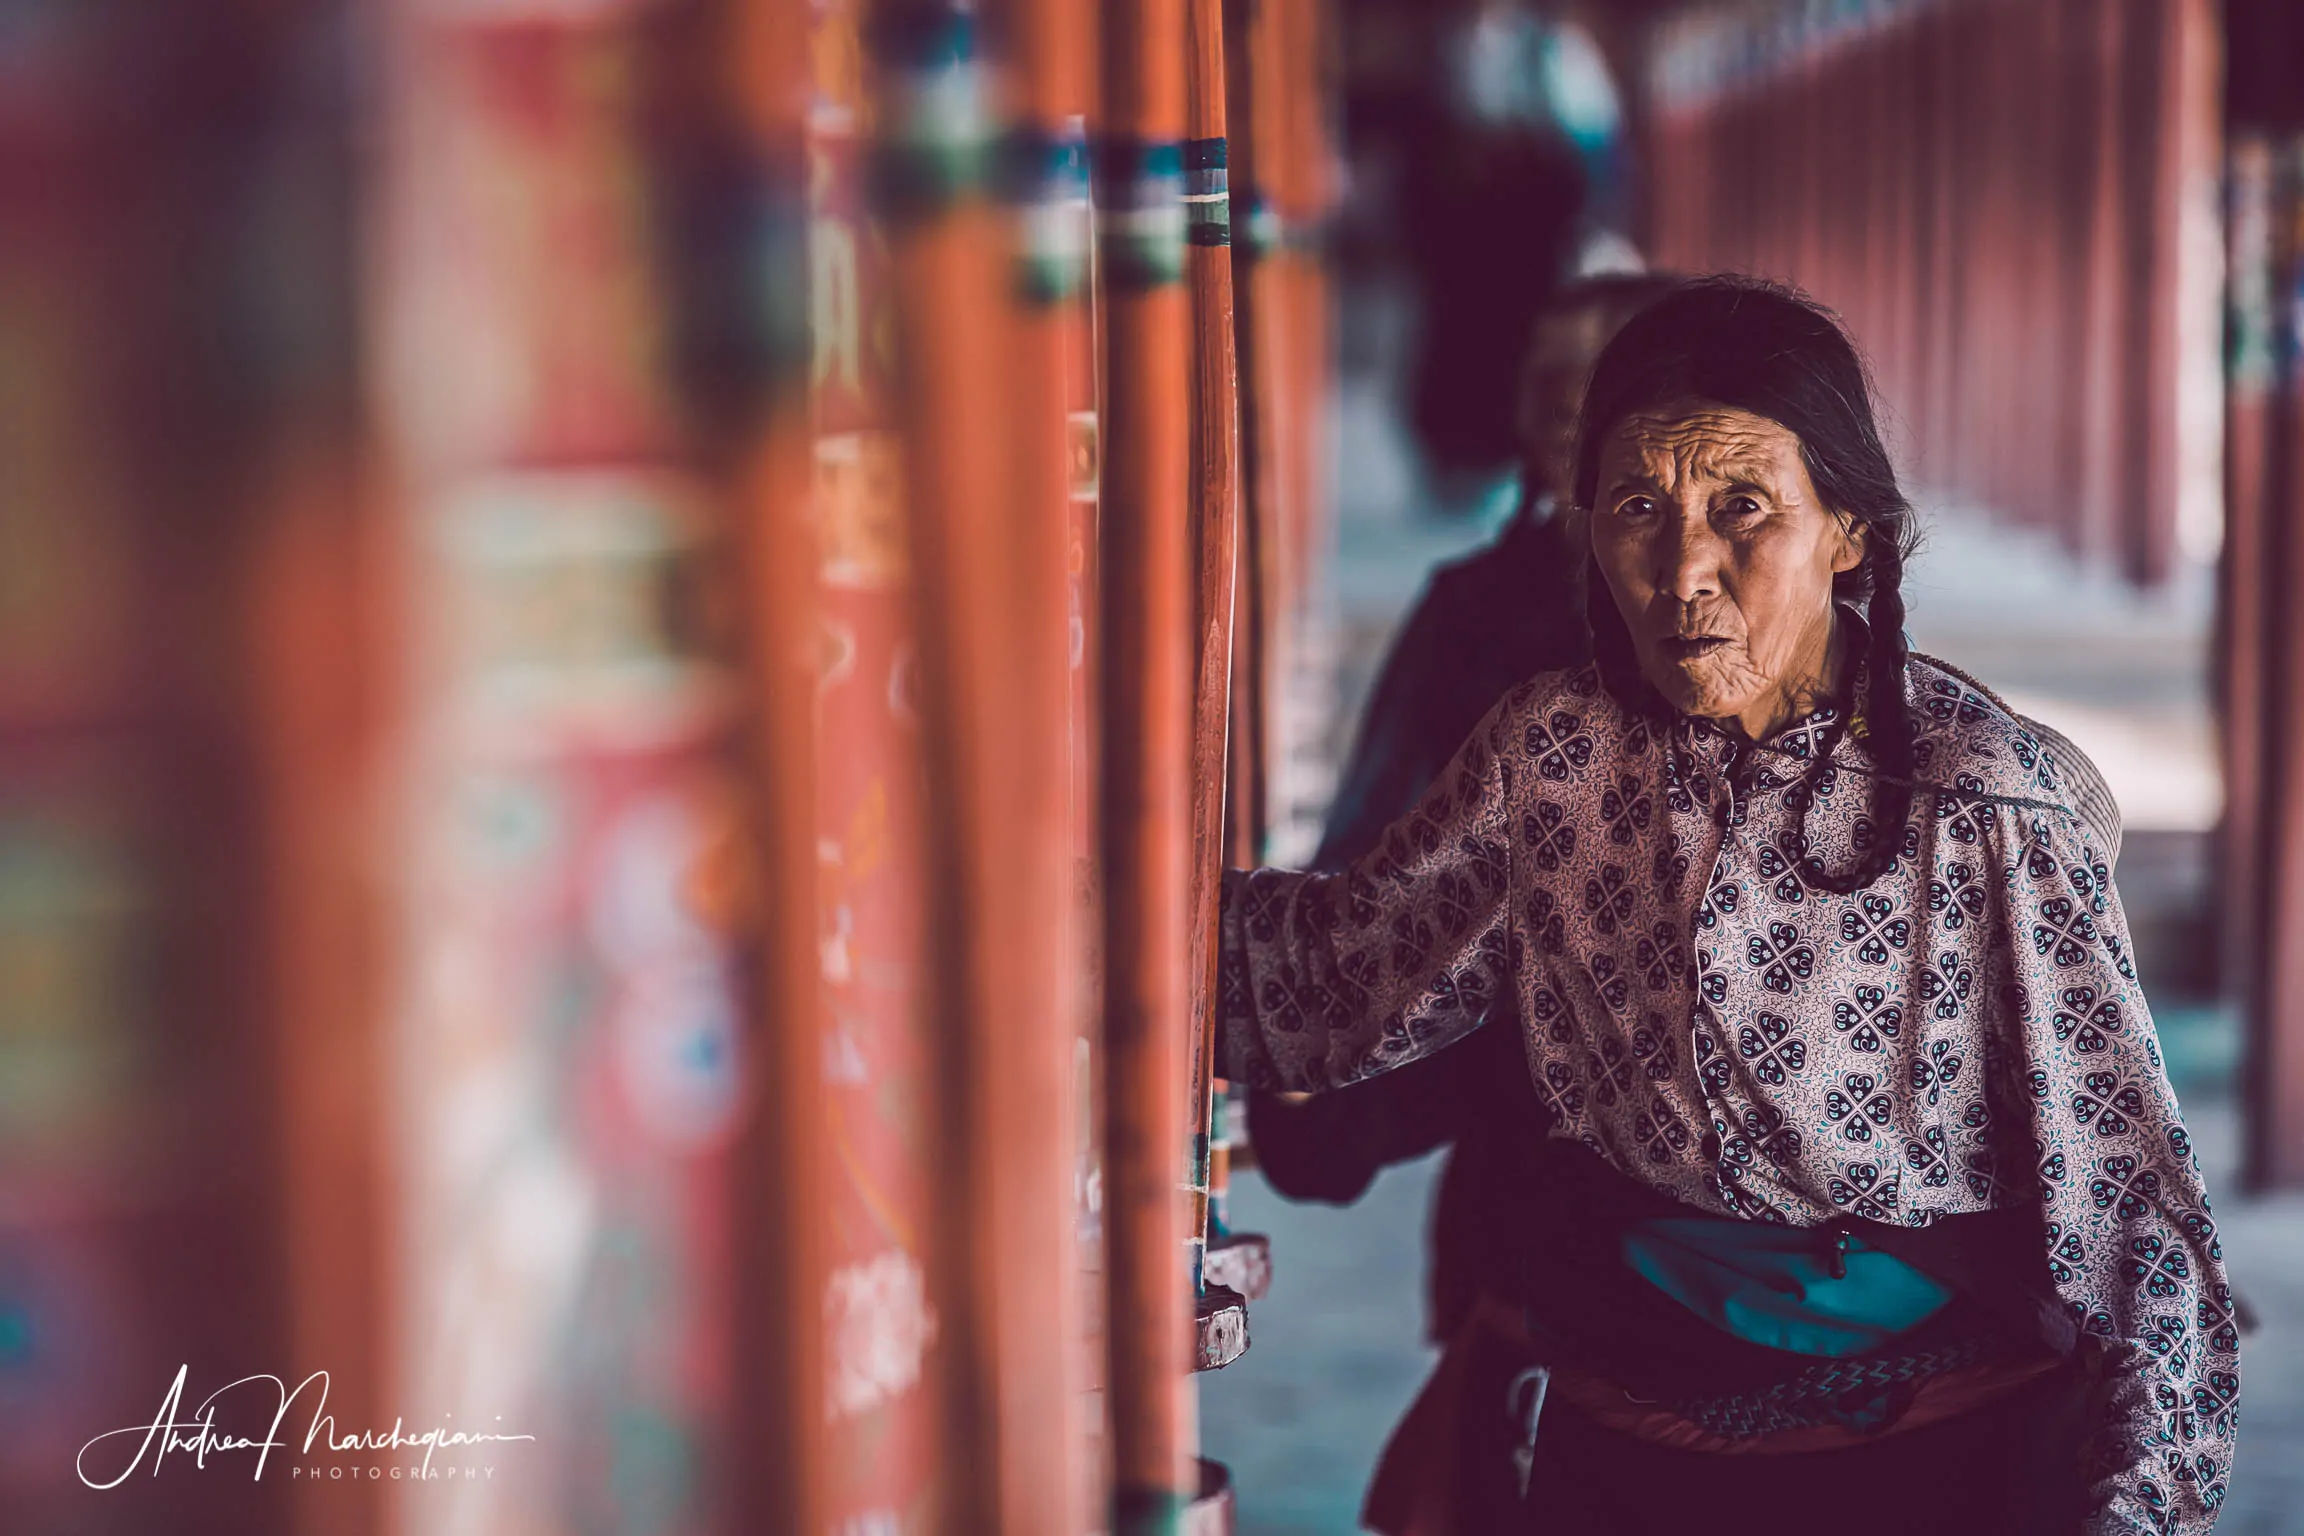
[1721, 495, 1764, 519]
[1615, 496, 1657, 519]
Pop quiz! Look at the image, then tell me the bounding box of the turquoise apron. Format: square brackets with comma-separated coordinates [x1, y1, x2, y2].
[1621, 1216, 1952, 1359]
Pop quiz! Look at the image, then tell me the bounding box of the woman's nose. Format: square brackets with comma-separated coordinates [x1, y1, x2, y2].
[1655, 516, 1724, 604]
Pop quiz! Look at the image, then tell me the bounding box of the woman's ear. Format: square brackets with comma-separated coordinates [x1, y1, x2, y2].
[1831, 513, 1868, 575]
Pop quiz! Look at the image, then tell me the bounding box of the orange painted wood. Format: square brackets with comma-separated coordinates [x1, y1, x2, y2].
[1098, 0, 1199, 1524]
[229, 29, 392, 1531]
[797, 6, 955, 1524]
[725, 3, 828, 1532]
[371, 10, 751, 1532]
[0, 19, 308, 1527]
[2221, 135, 2275, 1154]
[1223, 548, 1264, 869]
[1221, 0, 1269, 870]
[2229, 1, 2304, 1188]
[887, 186, 1067, 1533]
[1234, 0, 1294, 853]
[988, 1, 1103, 1524]
[876, 3, 1092, 1530]
[2123, 0, 2217, 588]
[246, 429, 394, 1536]
[2243, 134, 2304, 1186]
[1182, 0, 1241, 1285]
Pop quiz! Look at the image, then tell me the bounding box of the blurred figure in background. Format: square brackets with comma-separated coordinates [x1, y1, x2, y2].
[1333, 0, 1630, 507]
[1315, 269, 1684, 870]
[1248, 269, 1683, 1533]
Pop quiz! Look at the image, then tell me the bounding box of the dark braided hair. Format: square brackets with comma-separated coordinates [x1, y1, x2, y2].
[1571, 276, 1921, 895]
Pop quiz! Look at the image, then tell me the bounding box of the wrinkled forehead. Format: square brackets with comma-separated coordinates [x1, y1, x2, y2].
[1598, 403, 1807, 489]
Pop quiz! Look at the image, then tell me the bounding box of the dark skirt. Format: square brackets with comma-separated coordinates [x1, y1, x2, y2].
[1517, 1356, 2094, 1536]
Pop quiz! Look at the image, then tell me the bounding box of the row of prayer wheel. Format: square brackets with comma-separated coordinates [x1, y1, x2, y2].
[20, 1, 2304, 1533]
[0, 0, 1329, 1533]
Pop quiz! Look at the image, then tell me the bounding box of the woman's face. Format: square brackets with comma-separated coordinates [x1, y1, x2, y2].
[1589, 401, 1866, 739]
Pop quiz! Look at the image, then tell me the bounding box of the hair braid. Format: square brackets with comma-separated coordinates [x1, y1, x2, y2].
[1800, 538, 1914, 895]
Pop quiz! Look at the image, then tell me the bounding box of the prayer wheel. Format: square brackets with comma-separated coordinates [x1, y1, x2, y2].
[0, 9, 310, 1534]
[1097, 0, 1202, 1526]
[368, 4, 748, 1529]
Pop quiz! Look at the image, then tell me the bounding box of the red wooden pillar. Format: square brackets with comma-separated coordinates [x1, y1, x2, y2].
[797, 2, 953, 1526]
[0, 10, 301, 1534]
[2049, 0, 2099, 556]
[1800, 40, 1829, 300]
[1989, 1, 2027, 526]
[867, 12, 1013, 1530]
[2116, 0, 2190, 587]
[2072, 0, 2129, 567]
[2223, 131, 2277, 1182]
[2249, 138, 2304, 1185]
[1743, 82, 1771, 276]
[723, 3, 828, 1531]
[1263, 0, 1335, 859]
[1949, 1, 1988, 500]
[1182, 0, 1242, 1298]
[2015, 0, 2061, 536]
[1098, 0, 1198, 1526]
[871, 2, 1089, 1528]
[1227, 0, 1281, 868]
[1238, 0, 1311, 867]
[1916, 2, 1959, 488]
[1881, 15, 1921, 449]
[1970, 2, 2010, 521]
[2227, 0, 2304, 1187]
[996, 0, 1107, 1520]
[241, 25, 392, 1533]
[1848, 35, 1885, 414]
[369, 5, 750, 1531]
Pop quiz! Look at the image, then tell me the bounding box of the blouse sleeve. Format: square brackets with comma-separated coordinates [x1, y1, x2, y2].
[1217, 687, 1521, 1094]
[1989, 805, 2237, 1533]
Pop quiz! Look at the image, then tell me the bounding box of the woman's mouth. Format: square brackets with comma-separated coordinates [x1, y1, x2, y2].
[1661, 635, 1729, 660]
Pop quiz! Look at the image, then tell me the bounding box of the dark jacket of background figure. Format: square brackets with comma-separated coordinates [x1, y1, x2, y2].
[1249, 500, 1585, 1343]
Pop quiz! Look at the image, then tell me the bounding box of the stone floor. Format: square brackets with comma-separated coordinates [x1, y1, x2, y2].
[1203, 441, 2304, 1530]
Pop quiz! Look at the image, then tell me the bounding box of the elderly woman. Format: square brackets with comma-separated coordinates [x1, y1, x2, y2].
[1218, 279, 2235, 1534]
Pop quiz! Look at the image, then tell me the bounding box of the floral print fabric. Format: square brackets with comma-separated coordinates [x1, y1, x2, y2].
[1219, 659, 2235, 1532]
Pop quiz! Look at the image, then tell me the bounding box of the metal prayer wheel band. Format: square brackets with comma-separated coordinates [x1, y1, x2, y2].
[1237, 190, 1283, 260]
[1183, 135, 1230, 247]
[867, 8, 991, 220]
[1095, 137, 1188, 290]
[1005, 125, 1093, 304]
[1234, 193, 1333, 263]
[757, 190, 813, 385]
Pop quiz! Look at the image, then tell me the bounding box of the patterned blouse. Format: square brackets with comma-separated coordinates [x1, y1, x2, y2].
[1219, 658, 2235, 1533]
